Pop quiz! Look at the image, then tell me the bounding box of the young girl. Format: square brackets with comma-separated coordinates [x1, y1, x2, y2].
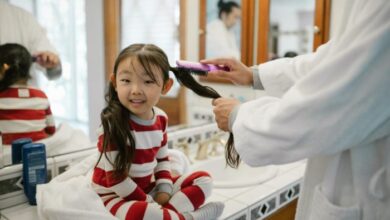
[92, 44, 224, 220]
[0, 43, 55, 145]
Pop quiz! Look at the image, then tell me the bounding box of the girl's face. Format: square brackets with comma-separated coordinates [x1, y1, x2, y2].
[114, 57, 172, 120]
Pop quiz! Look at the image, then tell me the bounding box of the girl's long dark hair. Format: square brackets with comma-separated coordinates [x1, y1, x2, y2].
[0, 43, 32, 91]
[169, 67, 240, 168]
[97, 44, 240, 178]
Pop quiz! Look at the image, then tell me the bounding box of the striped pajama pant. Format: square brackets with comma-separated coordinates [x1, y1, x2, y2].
[100, 171, 212, 220]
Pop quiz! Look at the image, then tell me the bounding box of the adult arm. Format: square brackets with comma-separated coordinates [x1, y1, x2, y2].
[233, 9, 390, 166]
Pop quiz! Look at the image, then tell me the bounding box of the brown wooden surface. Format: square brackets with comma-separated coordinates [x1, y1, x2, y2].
[313, 0, 331, 50]
[156, 0, 187, 125]
[241, 0, 255, 66]
[199, 0, 206, 61]
[178, 0, 187, 124]
[265, 199, 298, 220]
[104, 0, 121, 80]
[156, 87, 186, 126]
[256, 0, 270, 64]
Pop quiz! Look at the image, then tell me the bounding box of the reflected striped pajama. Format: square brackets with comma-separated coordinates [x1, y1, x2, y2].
[0, 85, 55, 144]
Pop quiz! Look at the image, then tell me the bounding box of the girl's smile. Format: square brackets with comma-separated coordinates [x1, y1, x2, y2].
[114, 56, 172, 120]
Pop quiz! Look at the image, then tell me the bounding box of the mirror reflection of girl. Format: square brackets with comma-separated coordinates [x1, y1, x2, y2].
[92, 44, 224, 220]
[0, 43, 55, 145]
[206, 0, 241, 59]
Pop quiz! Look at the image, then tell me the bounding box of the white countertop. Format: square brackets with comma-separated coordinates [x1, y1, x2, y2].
[208, 160, 306, 219]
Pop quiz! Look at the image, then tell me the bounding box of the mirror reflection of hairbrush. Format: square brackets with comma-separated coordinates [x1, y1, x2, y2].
[31, 56, 37, 62]
[175, 60, 230, 76]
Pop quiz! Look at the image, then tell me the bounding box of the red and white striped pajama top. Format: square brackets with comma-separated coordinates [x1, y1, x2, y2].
[92, 107, 213, 220]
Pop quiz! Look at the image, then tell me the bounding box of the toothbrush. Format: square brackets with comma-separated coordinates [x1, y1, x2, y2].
[176, 60, 230, 76]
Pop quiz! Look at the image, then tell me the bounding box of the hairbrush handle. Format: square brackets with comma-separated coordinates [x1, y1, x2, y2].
[176, 60, 229, 72]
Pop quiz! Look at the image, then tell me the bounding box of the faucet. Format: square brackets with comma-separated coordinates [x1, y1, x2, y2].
[196, 131, 227, 160]
[208, 131, 226, 157]
[174, 138, 192, 164]
[195, 140, 210, 160]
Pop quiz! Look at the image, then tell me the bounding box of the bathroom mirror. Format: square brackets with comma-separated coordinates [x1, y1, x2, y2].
[199, 0, 255, 84]
[256, 0, 330, 64]
[0, 0, 187, 169]
[204, 0, 242, 60]
[268, 0, 316, 60]
[0, 0, 94, 169]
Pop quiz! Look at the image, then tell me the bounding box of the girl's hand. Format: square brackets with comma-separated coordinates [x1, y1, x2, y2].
[154, 192, 171, 205]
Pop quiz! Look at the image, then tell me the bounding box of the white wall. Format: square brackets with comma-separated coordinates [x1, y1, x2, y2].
[86, 0, 105, 140]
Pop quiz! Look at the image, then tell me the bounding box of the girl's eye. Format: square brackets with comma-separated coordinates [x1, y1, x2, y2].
[120, 79, 130, 83]
[145, 80, 155, 84]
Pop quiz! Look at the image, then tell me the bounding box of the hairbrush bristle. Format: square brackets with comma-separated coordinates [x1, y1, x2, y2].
[177, 67, 208, 76]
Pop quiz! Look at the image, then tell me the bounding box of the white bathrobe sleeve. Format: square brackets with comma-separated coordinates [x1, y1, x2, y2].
[233, 4, 390, 166]
[256, 43, 331, 97]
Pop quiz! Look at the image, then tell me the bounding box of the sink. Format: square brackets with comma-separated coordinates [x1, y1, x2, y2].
[191, 156, 278, 188]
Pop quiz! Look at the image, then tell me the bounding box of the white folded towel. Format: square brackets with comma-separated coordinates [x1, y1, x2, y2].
[40, 123, 92, 157]
[37, 149, 191, 219]
[168, 149, 190, 176]
[37, 153, 117, 220]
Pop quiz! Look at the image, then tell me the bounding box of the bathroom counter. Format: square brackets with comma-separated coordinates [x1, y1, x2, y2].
[0, 160, 305, 220]
[209, 160, 306, 220]
[0, 123, 306, 220]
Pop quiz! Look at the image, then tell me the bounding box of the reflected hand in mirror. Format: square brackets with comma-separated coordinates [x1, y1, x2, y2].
[206, 0, 241, 59]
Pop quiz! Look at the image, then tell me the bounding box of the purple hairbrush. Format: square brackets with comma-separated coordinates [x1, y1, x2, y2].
[176, 60, 229, 76]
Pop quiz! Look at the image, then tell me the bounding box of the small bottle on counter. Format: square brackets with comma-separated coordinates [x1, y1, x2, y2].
[11, 138, 32, 164]
[22, 143, 48, 205]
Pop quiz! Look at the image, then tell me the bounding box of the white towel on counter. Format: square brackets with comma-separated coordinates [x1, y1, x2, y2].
[40, 122, 93, 157]
[168, 149, 190, 176]
[0, 123, 92, 167]
[36, 153, 117, 220]
[36, 149, 190, 220]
